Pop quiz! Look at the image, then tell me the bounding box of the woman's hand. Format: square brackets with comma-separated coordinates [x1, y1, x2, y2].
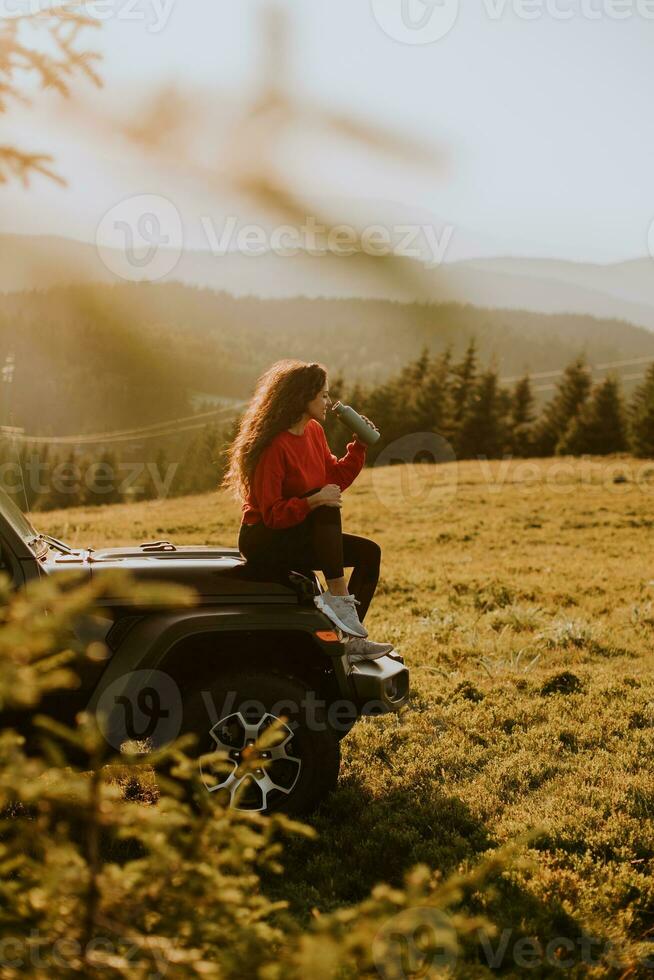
[307, 484, 342, 508]
[354, 414, 379, 441]
[360, 414, 378, 431]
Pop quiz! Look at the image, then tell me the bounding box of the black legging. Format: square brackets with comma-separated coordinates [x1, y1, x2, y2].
[238, 491, 381, 622]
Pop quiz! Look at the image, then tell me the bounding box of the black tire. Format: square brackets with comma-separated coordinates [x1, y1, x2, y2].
[182, 671, 341, 816]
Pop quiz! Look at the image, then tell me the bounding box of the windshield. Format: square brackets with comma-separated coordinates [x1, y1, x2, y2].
[0, 485, 39, 546]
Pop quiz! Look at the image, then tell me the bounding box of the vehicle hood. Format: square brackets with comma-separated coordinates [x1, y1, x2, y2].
[44, 543, 295, 602]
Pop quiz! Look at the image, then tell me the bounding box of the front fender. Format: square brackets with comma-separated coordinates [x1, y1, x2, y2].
[85, 604, 349, 719]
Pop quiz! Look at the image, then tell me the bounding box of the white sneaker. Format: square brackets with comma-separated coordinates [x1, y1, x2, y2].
[314, 592, 368, 638]
[344, 635, 394, 661]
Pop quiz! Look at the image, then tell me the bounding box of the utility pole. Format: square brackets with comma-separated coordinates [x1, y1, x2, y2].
[0, 351, 24, 456]
[0, 352, 26, 507]
[258, 4, 289, 103]
[0, 351, 23, 440]
[2, 352, 15, 428]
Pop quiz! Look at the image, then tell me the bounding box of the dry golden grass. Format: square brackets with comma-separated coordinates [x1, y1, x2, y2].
[33, 456, 654, 974]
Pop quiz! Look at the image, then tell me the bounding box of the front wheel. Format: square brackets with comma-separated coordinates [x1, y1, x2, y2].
[182, 671, 341, 815]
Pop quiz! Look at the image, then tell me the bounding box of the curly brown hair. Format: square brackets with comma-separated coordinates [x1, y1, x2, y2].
[220, 359, 328, 502]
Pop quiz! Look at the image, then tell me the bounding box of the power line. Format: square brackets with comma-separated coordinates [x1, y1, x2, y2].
[593, 354, 654, 370]
[501, 354, 653, 386]
[501, 367, 569, 383]
[68, 417, 240, 445]
[0, 401, 248, 446]
[531, 371, 649, 394]
[78, 403, 246, 440]
[4, 350, 653, 446]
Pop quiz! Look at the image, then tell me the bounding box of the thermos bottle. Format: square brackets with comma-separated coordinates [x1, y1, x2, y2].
[331, 401, 381, 446]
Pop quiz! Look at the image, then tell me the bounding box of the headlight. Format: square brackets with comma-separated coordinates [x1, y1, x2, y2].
[384, 677, 398, 698]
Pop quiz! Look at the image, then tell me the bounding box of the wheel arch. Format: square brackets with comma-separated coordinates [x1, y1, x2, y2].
[86, 609, 349, 720]
[160, 626, 341, 700]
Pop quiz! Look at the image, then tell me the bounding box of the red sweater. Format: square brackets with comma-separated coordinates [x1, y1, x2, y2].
[241, 418, 367, 529]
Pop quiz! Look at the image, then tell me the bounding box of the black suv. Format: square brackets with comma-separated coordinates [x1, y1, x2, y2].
[0, 488, 410, 814]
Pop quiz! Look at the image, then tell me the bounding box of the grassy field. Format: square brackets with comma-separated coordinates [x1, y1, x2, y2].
[34, 456, 654, 976]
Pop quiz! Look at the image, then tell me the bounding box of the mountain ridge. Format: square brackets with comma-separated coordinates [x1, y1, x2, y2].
[2, 232, 654, 331]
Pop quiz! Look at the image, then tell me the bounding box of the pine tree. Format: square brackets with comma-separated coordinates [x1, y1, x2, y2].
[360, 379, 404, 458]
[451, 339, 478, 426]
[413, 347, 451, 435]
[629, 363, 654, 458]
[510, 375, 535, 456]
[532, 356, 592, 456]
[40, 449, 83, 510]
[177, 424, 224, 495]
[511, 375, 534, 427]
[138, 447, 176, 501]
[458, 368, 508, 459]
[401, 345, 431, 389]
[6, 441, 51, 512]
[84, 449, 123, 505]
[559, 375, 627, 455]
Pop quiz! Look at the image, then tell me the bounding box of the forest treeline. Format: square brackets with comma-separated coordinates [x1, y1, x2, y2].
[4, 342, 653, 514]
[347, 342, 652, 461]
[2, 282, 654, 435]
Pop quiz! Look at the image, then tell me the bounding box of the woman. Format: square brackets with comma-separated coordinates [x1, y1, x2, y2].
[221, 359, 393, 661]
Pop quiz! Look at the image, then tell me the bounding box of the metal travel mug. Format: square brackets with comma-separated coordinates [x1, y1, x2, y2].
[331, 401, 381, 446]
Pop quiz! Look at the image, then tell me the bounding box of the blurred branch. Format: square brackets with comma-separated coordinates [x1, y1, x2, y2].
[5, 1, 448, 303]
[106, 5, 447, 298]
[316, 107, 441, 169]
[0, 145, 65, 186]
[0, 2, 101, 184]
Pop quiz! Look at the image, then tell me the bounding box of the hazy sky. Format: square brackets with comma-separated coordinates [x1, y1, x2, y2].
[2, 0, 653, 262]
